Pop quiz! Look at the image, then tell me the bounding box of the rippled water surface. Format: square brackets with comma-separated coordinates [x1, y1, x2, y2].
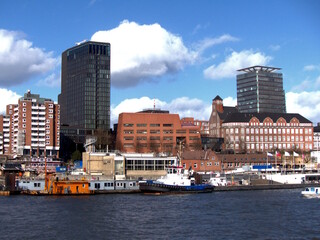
[1, 189, 320, 239]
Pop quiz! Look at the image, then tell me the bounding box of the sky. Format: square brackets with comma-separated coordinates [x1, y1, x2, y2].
[0, 0, 319, 127]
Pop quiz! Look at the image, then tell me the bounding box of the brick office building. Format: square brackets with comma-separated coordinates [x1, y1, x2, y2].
[0, 90, 60, 157]
[116, 110, 202, 154]
[209, 95, 313, 153]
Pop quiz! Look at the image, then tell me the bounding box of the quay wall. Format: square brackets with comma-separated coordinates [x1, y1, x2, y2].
[214, 183, 320, 191]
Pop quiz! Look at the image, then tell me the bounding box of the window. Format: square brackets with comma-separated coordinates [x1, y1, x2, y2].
[150, 124, 160, 127]
[194, 163, 197, 168]
[137, 124, 147, 127]
[124, 123, 134, 127]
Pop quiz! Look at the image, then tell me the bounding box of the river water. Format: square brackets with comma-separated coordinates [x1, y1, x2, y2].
[1, 189, 319, 240]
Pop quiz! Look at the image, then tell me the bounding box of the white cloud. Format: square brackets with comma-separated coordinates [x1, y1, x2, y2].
[223, 96, 237, 106]
[303, 64, 320, 71]
[0, 29, 58, 87]
[194, 34, 239, 54]
[290, 75, 320, 92]
[37, 72, 61, 88]
[203, 50, 272, 80]
[0, 88, 21, 114]
[269, 44, 281, 51]
[286, 91, 320, 124]
[91, 20, 238, 88]
[110, 96, 211, 126]
[91, 20, 197, 88]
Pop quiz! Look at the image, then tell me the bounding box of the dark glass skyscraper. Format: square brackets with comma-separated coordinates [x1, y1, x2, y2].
[58, 41, 111, 131]
[237, 66, 286, 113]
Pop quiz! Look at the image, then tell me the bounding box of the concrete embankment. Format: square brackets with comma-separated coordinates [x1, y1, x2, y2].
[215, 183, 320, 191]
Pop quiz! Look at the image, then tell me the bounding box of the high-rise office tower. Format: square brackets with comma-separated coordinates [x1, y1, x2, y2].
[236, 65, 286, 113]
[58, 41, 111, 131]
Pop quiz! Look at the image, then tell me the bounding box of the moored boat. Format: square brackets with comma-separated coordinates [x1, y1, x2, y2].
[139, 166, 214, 194]
[301, 187, 320, 198]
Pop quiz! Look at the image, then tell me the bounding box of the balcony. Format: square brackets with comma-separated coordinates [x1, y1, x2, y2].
[31, 127, 39, 131]
[39, 117, 46, 121]
[39, 106, 46, 110]
[31, 117, 39, 121]
[32, 106, 39, 110]
[39, 111, 46, 115]
[32, 111, 38, 115]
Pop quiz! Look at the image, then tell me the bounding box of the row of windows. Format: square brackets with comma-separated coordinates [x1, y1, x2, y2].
[124, 129, 199, 135]
[124, 123, 174, 127]
[226, 128, 312, 135]
[124, 136, 200, 141]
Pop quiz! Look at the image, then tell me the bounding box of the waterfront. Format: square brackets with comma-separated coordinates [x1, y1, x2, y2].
[1, 189, 319, 239]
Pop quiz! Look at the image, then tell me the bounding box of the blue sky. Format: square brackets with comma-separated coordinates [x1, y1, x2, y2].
[0, 0, 319, 126]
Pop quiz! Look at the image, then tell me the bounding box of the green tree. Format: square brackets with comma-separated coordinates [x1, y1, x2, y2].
[71, 150, 82, 161]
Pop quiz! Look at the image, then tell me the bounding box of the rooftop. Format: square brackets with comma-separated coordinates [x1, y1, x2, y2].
[237, 65, 281, 73]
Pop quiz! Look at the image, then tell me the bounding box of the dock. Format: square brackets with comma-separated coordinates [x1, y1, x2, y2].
[215, 183, 320, 191]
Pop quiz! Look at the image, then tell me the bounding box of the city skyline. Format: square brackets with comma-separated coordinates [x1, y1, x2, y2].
[0, 0, 319, 127]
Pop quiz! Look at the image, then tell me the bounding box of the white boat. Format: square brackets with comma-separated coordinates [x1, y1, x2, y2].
[301, 187, 320, 198]
[209, 176, 227, 186]
[139, 166, 214, 193]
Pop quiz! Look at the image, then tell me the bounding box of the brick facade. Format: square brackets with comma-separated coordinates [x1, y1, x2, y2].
[0, 91, 60, 157]
[116, 110, 202, 154]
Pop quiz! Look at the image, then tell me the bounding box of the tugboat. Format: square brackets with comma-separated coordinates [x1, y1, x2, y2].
[139, 166, 214, 194]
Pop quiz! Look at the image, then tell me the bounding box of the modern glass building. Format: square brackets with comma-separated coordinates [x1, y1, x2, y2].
[58, 41, 111, 131]
[237, 66, 286, 113]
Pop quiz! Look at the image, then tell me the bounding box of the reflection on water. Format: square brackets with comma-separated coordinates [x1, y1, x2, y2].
[0, 189, 319, 240]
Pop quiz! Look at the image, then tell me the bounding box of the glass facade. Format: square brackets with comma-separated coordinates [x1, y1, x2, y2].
[59, 41, 110, 131]
[237, 66, 286, 113]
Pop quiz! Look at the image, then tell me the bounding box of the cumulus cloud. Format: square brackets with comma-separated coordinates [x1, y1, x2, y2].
[203, 50, 272, 80]
[110, 96, 212, 126]
[0, 29, 58, 87]
[91, 20, 197, 88]
[91, 20, 237, 88]
[223, 96, 237, 106]
[286, 91, 320, 124]
[0, 88, 21, 114]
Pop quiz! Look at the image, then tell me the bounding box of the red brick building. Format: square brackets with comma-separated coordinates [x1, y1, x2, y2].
[181, 150, 220, 173]
[209, 95, 313, 153]
[181, 150, 278, 173]
[116, 110, 202, 154]
[0, 90, 60, 157]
